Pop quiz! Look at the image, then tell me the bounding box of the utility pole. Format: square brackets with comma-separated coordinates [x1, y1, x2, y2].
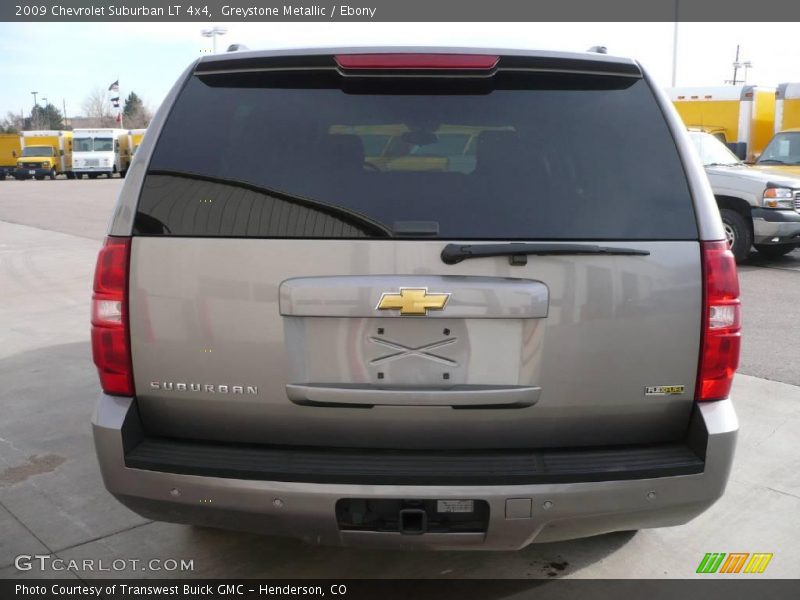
[63, 99, 68, 129]
[726, 45, 752, 85]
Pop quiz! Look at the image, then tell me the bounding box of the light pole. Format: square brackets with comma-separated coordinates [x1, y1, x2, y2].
[201, 26, 227, 54]
[30, 91, 38, 129]
[671, 1, 679, 86]
[41, 96, 50, 128]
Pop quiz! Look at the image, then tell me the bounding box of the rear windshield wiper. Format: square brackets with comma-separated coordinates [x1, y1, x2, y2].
[441, 242, 650, 265]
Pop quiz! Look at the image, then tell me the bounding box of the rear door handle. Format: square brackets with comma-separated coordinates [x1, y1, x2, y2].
[286, 384, 541, 408]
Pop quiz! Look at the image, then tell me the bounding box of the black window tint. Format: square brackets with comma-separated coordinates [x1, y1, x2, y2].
[136, 70, 697, 240]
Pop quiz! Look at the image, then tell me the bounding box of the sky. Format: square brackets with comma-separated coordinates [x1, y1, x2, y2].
[2, 21, 800, 119]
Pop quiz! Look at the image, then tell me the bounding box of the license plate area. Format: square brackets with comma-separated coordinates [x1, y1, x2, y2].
[284, 316, 539, 388]
[365, 318, 467, 384]
[336, 499, 490, 534]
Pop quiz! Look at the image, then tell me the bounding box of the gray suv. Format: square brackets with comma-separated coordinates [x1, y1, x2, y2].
[91, 47, 740, 550]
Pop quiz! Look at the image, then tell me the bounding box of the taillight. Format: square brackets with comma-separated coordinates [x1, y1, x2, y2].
[91, 236, 134, 396]
[696, 241, 741, 401]
[335, 54, 499, 70]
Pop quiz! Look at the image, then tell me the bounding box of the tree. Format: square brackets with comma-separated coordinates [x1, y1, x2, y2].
[28, 103, 64, 130]
[122, 91, 152, 128]
[0, 111, 24, 133]
[81, 86, 116, 128]
[123, 92, 143, 120]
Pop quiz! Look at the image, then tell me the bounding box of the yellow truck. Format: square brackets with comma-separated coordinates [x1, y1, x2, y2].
[15, 130, 74, 180]
[748, 84, 800, 176]
[667, 85, 775, 162]
[0, 133, 22, 180]
[127, 128, 147, 157]
[774, 83, 800, 133]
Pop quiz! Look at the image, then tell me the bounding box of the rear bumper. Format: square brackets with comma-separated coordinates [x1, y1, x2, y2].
[93, 395, 737, 550]
[752, 208, 800, 244]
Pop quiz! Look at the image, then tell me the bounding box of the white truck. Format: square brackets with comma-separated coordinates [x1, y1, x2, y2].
[72, 128, 129, 179]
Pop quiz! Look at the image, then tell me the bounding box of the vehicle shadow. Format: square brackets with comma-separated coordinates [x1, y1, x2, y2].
[0, 341, 636, 582]
[740, 246, 800, 271]
[181, 524, 636, 580]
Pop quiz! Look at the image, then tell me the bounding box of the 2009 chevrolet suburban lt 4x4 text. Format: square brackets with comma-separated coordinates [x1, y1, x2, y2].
[91, 47, 740, 550]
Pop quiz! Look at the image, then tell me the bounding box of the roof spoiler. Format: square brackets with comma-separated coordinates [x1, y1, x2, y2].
[195, 52, 641, 78]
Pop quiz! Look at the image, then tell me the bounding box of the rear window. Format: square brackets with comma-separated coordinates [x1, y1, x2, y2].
[135, 67, 697, 240]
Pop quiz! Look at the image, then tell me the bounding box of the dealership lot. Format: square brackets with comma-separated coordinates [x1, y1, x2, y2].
[0, 179, 799, 579]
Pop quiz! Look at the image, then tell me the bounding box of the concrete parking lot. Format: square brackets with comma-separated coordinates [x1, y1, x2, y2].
[1, 179, 799, 579]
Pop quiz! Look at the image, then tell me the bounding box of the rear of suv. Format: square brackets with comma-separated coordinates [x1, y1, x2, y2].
[92, 47, 740, 550]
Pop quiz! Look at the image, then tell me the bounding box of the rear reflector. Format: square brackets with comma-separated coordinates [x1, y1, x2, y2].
[335, 54, 499, 70]
[696, 241, 741, 401]
[91, 237, 134, 396]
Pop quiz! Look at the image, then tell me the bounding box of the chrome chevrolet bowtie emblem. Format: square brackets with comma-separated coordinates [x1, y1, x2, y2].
[376, 287, 451, 316]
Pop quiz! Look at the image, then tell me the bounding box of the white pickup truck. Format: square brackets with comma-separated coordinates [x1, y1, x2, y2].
[689, 131, 800, 262]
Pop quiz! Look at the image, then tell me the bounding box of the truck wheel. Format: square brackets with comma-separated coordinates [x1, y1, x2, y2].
[34, 175, 44, 181]
[49, 168, 57, 180]
[89, 173, 98, 179]
[66, 172, 75, 180]
[754, 244, 797, 259]
[719, 208, 752, 263]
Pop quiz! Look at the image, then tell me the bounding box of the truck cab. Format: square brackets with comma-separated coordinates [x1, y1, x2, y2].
[754, 128, 800, 177]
